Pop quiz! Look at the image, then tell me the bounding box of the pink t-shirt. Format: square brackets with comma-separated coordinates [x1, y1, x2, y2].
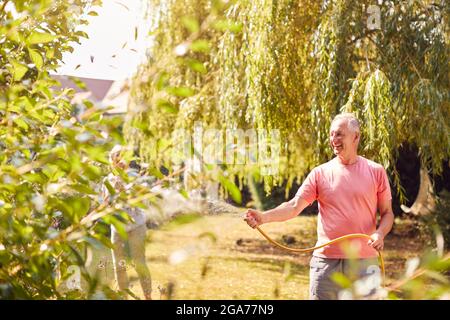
[295, 156, 392, 259]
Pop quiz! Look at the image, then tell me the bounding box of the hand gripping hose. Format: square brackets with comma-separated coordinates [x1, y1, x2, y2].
[255, 226, 386, 286]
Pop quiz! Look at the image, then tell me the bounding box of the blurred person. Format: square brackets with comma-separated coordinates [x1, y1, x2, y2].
[102, 145, 152, 300]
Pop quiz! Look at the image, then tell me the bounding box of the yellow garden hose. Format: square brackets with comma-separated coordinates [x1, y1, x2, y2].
[255, 226, 386, 286]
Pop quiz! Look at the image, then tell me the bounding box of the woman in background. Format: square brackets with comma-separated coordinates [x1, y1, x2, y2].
[102, 145, 152, 300]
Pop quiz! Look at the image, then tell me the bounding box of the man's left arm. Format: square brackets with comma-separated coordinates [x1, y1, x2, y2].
[368, 198, 394, 251]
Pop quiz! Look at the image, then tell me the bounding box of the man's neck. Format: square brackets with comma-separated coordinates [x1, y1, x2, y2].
[336, 153, 359, 165]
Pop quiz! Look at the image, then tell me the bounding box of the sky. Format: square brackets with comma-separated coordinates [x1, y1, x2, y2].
[55, 0, 152, 80]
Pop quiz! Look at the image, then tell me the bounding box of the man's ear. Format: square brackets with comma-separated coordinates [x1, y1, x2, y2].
[354, 132, 360, 143]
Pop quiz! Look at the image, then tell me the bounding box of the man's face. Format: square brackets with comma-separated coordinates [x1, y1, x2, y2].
[329, 119, 359, 156]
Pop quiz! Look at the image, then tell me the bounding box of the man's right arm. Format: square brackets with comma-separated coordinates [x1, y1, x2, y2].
[246, 168, 317, 228]
[245, 196, 309, 228]
[262, 196, 309, 223]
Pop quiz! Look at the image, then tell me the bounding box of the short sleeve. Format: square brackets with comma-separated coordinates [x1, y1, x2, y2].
[377, 167, 392, 204]
[295, 169, 318, 205]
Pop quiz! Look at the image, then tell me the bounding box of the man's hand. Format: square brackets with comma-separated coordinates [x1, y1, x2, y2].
[244, 209, 264, 228]
[368, 231, 384, 251]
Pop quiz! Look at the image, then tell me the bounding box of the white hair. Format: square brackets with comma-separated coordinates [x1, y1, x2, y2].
[331, 113, 360, 133]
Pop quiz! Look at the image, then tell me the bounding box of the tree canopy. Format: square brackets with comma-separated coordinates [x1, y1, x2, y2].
[125, 0, 449, 197]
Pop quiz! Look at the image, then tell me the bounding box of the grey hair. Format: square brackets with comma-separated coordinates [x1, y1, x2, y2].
[331, 113, 360, 133]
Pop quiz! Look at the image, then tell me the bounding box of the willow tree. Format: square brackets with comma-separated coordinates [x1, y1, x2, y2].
[125, 0, 322, 196]
[124, 0, 226, 162]
[125, 0, 449, 203]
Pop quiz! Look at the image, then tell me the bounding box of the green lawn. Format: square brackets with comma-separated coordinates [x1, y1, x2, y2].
[145, 214, 315, 300]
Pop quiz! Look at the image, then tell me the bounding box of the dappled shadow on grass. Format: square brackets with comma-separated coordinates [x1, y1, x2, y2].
[384, 258, 408, 281]
[384, 233, 425, 255]
[148, 255, 170, 264]
[210, 254, 310, 277]
[230, 236, 316, 260]
[383, 226, 428, 281]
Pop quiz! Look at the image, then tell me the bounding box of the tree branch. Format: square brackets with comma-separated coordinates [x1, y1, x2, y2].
[0, 0, 10, 18]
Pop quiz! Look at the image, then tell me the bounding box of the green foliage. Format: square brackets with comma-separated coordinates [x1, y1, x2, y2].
[420, 190, 450, 249]
[247, 173, 264, 211]
[126, 0, 449, 198]
[329, 251, 450, 300]
[311, 0, 354, 165]
[389, 252, 450, 300]
[0, 0, 147, 299]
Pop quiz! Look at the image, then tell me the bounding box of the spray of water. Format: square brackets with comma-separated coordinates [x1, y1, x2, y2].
[142, 184, 245, 228]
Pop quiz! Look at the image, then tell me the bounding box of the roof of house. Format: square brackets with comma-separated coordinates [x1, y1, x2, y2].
[51, 75, 130, 114]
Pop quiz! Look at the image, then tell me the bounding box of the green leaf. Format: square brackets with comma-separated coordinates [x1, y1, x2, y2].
[69, 183, 96, 195]
[104, 179, 116, 197]
[179, 189, 189, 199]
[104, 214, 128, 240]
[6, 29, 22, 43]
[26, 32, 56, 45]
[167, 213, 202, 227]
[90, 233, 114, 249]
[83, 164, 102, 180]
[28, 48, 44, 69]
[219, 175, 242, 204]
[165, 86, 195, 98]
[13, 117, 29, 130]
[85, 146, 109, 164]
[186, 59, 207, 74]
[148, 167, 164, 180]
[156, 99, 178, 114]
[83, 100, 94, 109]
[181, 16, 199, 33]
[69, 76, 87, 90]
[87, 11, 98, 16]
[22, 172, 48, 184]
[66, 197, 91, 223]
[45, 48, 54, 59]
[330, 272, 352, 289]
[10, 60, 28, 81]
[53, 159, 71, 173]
[74, 31, 89, 39]
[155, 72, 169, 90]
[190, 40, 211, 53]
[212, 20, 242, 33]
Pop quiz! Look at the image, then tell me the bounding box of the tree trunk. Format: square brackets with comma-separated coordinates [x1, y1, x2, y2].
[401, 166, 436, 215]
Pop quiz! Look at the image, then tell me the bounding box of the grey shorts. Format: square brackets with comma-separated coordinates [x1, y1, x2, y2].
[309, 255, 381, 300]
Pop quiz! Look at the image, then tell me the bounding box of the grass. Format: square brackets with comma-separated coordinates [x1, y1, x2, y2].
[86, 212, 439, 299]
[146, 214, 315, 300]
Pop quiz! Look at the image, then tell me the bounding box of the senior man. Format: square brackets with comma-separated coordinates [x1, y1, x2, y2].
[245, 113, 394, 300]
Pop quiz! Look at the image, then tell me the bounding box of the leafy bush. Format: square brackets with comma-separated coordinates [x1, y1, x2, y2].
[0, 0, 133, 299]
[420, 190, 450, 251]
